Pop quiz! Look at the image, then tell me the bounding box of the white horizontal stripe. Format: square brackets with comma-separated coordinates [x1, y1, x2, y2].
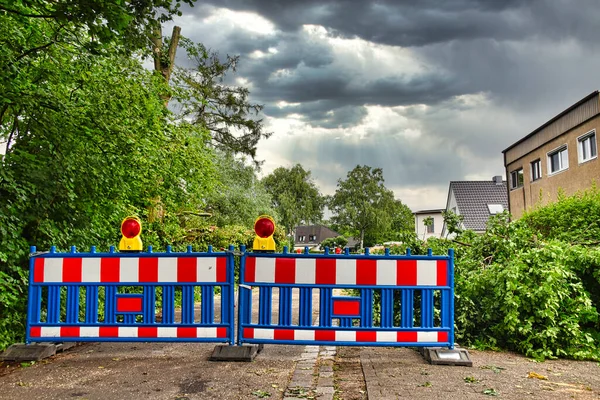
[294, 330, 316, 341]
[157, 258, 177, 282]
[376, 331, 397, 342]
[254, 258, 275, 283]
[118, 327, 138, 337]
[157, 327, 177, 338]
[81, 258, 101, 282]
[80, 327, 100, 337]
[40, 327, 61, 337]
[197, 257, 216, 282]
[44, 258, 63, 282]
[197, 327, 217, 338]
[254, 329, 274, 340]
[416, 260, 437, 286]
[417, 331, 438, 342]
[335, 330, 356, 342]
[336, 259, 356, 285]
[295, 258, 316, 284]
[376, 259, 397, 285]
[120, 258, 139, 282]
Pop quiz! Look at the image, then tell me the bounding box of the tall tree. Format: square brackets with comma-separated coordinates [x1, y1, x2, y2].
[173, 41, 271, 159]
[204, 151, 276, 227]
[329, 165, 409, 249]
[261, 164, 325, 242]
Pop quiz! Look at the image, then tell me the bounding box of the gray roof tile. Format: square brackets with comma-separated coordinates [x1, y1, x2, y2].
[450, 181, 509, 231]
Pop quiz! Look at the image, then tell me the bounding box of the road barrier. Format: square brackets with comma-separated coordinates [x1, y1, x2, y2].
[238, 248, 454, 348]
[26, 245, 235, 344]
[26, 246, 454, 350]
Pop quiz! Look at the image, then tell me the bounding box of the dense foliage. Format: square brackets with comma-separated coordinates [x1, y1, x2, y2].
[329, 165, 414, 248]
[262, 164, 325, 244]
[418, 188, 600, 360]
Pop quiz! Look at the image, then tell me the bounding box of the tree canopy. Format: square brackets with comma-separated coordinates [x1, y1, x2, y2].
[329, 165, 413, 248]
[261, 164, 325, 242]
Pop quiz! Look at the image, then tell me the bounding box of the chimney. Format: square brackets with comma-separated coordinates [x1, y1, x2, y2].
[492, 175, 503, 185]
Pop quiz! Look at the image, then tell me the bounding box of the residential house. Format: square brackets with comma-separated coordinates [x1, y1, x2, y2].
[294, 224, 360, 250]
[503, 91, 600, 218]
[441, 176, 509, 237]
[294, 224, 341, 250]
[414, 209, 444, 239]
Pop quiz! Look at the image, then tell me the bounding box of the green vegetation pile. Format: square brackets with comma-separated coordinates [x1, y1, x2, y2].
[408, 187, 600, 360]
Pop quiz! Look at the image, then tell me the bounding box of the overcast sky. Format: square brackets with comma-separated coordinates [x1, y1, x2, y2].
[167, 0, 600, 211]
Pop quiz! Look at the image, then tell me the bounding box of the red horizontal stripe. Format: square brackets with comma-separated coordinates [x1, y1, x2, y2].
[61, 326, 80, 337]
[397, 331, 417, 342]
[138, 327, 157, 338]
[274, 329, 294, 341]
[33, 259, 44, 283]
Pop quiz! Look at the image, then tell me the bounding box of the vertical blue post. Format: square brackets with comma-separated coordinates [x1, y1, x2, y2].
[360, 289, 373, 328]
[105, 286, 116, 324]
[278, 287, 292, 326]
[319, 288, 332, 327]
[47, 286, 61, 324]
[143, 286, 155, 324]
[182, 285, 195, 324]
[448, 249, 455, 349]
[258, 287, 272, 325]
[421, 289, 434, 328]
[85, 286, 99, 323]
[201, 285, 214, 323]
[226, 248, 236, 345]
[380, 289, 394, 328]
[26, 247, 39, 343]
[162, 285, 175, 324]
[66, 286, 80, 323]
[299, 287, 312, 326]
[238, 251, 251, 345]
[400, 289, 413, 328]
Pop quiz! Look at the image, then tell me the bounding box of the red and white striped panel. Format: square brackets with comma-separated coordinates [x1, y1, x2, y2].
[32, 257, 228, 283]
[30, 326, 228, 339]
[244, 257, 448, 286]
[243, 328, 448, 343]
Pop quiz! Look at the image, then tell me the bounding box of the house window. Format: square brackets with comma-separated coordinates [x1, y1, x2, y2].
[531, 159, 542, 181]
[547, 146, 568, 174]
[308, 235, 317, 241]
[487, 204, 504, 214]
[426, 220, 434, 233]
[578, 131, 597, 163]
[510, 168, 523, 189]
[298, 235, 305, 242]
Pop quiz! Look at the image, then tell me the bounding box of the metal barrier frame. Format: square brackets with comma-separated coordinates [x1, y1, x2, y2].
[238, 247, 455, 349]
[26, 245, 235, 345]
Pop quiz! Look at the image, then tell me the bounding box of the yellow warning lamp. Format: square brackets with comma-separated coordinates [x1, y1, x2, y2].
[119, 216, 143, 252]
[252, 215, 276, 253]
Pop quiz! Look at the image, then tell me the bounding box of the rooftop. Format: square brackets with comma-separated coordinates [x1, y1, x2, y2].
[450, 180, 509, 231]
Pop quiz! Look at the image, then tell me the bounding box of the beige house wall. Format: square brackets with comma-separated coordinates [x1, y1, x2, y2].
[506, 114, 600, 219]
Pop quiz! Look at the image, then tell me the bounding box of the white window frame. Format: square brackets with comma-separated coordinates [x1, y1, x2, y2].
[530, 159, 542, 182]
[577, 130, 597, 164]
[426, 219, 435, 234]
[547, 145, 569, 175]
[510, 168, 524, 190]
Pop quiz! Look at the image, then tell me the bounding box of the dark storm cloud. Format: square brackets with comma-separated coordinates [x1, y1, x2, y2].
[264, 102, 369, 128]
[188, 0, 600, 48]
[171, 0, 600, 209]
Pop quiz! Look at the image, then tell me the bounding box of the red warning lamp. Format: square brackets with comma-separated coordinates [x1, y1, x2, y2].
[253, 215, 276, 252]
[121, 218, 141, 238]
[119, 216, 143, 252]
[254, 217, 275, 238]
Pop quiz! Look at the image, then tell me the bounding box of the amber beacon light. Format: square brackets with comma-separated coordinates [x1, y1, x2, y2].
[119, 216, 143, 252]
[252, 215, 276, 253]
